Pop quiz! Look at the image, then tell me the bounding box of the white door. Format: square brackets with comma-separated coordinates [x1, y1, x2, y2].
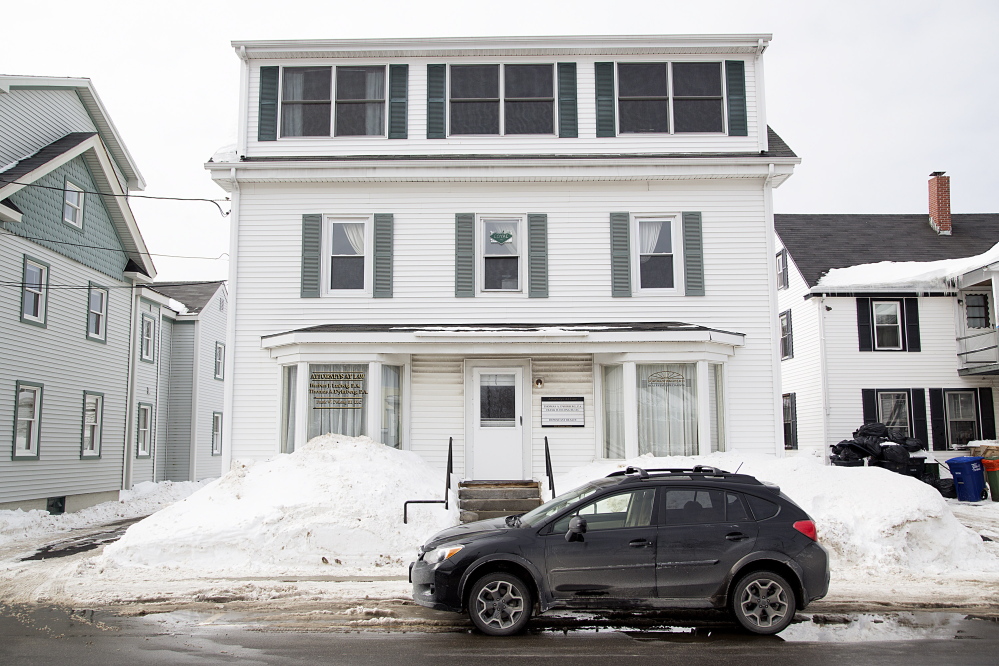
[470, 366, 524, 479]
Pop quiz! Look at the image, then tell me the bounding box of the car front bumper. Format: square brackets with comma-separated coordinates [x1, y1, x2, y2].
[410, 558, 464, 613]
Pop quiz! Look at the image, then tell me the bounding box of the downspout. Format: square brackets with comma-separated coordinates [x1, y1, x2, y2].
[122, 284, 141, 490]
[817, 295, 831, 461]
[220, 167, 239, 472]
[754, 38, 769, 153]
[764, 163, 784, 456]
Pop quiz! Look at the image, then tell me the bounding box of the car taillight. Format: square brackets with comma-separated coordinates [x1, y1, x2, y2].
[793, 520, 817, 541]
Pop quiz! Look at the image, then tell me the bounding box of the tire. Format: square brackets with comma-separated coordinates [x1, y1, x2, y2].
[730, 571, 797, 635]
[467, 572, 533, 636]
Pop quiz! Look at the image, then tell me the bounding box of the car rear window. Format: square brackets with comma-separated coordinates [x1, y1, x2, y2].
[746, 494, 780, 520]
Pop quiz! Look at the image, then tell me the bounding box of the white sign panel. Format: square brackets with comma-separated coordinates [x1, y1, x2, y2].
[541, 397, 585, 427]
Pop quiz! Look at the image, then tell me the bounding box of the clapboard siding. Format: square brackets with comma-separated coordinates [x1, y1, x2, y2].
[775, 242, 824, 455]
[0, 234, 132, 504]
[0, 89, 96, 168]
[244, 56, 761, 158]
[165, 321, 194, 481]
[155, 317, 173, 480]
[194, 288, 226, 480]
[132, 300, 161, 484]
[228, 178, 778, 460]
[410, 355, 466, 473]
[529, 356, 595, 478]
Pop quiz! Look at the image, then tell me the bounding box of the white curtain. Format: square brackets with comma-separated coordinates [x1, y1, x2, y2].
[637, 363, 698, 456]
[639, 220, 663, 254]
[381, 365, 402, 449]
[343, 223, 364, 255]
[603, 365, 625, 458]
[366, 70, 385, 135]
[309, 363, 367, 439]
[282, 70, 305, 136]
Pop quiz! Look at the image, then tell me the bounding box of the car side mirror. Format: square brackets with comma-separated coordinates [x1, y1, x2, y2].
[565, 516, 587, 542]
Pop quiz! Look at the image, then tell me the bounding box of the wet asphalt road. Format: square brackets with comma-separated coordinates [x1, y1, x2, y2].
[2, 605, 999, 665]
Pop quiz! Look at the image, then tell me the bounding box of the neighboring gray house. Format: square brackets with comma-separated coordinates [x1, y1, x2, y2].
[0, 76, 157, 512]
[144, 281, 227, 483]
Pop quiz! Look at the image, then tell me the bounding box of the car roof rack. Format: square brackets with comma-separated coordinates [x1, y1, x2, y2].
[606, 465, 775, 490]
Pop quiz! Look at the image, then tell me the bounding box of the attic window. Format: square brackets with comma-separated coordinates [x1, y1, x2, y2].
[63, 181, 84, 228]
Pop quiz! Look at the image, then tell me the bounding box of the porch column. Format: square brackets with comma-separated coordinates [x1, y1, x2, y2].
[696, 360, 711, 455]
[623, 361, 639, 459]
[367, 361, 382, 442]
[295, 361, 309, 449]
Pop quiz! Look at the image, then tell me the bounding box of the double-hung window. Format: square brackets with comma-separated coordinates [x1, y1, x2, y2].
[782, 393, 797, 450]
[63, 180, 85, 228]
[281, 66, 386, 137]
[212, 412, 223, 456]
[82, 393, 103, 458]
[482, 217, 521, 291]
[87, 285, 108, 341]
[873, 301, 903, 350]
[877, 391, 910, 438]
[214, 342, 225, 380]
[21, 257, 48, 325]
[136, 404, 152, 457]
[617, 62, 724, 134]
[945, 391, 978, 449]
[140, 315, 156, 362]
[13, 382, 42, 459]
[327, 218, 367, 291]
[636, 218, 675, 290]
[450, 64, 554, 135]
[780, 310, 793, 360]
[776, 249, 789, 290]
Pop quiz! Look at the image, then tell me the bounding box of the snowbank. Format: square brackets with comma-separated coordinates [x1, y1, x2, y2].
[556, 452, 997, 575]
[0, 480, 211, 548]
[97, 435, 459, 576]
[815, 241, 999, 290]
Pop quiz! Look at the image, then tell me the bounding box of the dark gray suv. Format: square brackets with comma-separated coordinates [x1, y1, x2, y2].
[410, 466, 829, 636]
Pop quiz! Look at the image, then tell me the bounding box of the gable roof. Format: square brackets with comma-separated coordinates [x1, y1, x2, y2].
[774, 213, 999, 287]
[0, 76, 145, 191]
[0, 132, 156, 277]
[148, 281, 225, 314]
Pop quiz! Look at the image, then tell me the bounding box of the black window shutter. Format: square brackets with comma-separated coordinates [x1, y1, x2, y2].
[682, 212, 705, 296]
[527, 213, 548, 298]
[427, 64, 446, 139]
[929, 389, 946, 450]
[301, 214, 322, 298]
[388, 65, 408, 139]
[856, 298, 873, 351]
[454, 213, 475, 297]
[724, 60, 748, 137]
[980, 387, 996, 440]
[258, 66, 279, 142]
[594, 62, 616, 138]
[609, 212, 631, 297]
[904, 298, 921, 352]
[861, 389, 878, 424]
[557, 63, 578, 138]
[911, 388, 929, 446]
[372, 214, 394, 298]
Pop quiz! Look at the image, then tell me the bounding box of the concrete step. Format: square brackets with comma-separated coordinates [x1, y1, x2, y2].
[458, 498, 542, 512]
[459, 480, 541, 488]
[458, 487, 540, 500]
[460, 510, 521, 523]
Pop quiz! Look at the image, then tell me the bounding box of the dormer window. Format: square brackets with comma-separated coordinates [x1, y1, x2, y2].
[335, 67, 385, 136]
[615, 62, 725, 134]
[280, 66, 387, 138]
[450, 64, 554, 136]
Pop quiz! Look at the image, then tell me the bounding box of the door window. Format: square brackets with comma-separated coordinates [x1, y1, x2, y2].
[662, 489, 726, 524]
[480, 373, 516, 427]
[553, 488, 656, 533]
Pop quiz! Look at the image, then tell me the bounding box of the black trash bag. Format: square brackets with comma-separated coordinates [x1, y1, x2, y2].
[880, 444, 911, 464]
[850, 436, 884, 458]
[834, 446, 862, 462]
[932, 478, 957, 499]
[854, 423, 890, 439]
[886, 429, 907, 444]
[831, 440, 854, 456]
[902, 437, 925, 453]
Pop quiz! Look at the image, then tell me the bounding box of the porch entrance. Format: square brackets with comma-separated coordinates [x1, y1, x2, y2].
[466, 363, 529, 480]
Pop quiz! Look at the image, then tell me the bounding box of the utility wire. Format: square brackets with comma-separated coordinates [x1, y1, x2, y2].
[0, 178, 231, 217]
[0, 229, 228, 261]
[0, 281, 225, 291]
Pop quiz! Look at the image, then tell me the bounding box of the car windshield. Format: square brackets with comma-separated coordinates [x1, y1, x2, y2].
[518, 482, 605, 527]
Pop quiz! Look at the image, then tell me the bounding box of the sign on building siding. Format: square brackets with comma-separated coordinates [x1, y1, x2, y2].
[541, 396, 585, 427]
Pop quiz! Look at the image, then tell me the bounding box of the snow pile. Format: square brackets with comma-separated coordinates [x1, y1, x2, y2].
[97, 435, 459, 576]
[209, 143, 238, 163]
[556, 452, 997, 575]
[816, 241, 999, 290]
[0, 480, 211, 548]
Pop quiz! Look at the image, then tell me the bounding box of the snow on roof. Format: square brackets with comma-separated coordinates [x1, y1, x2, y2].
[815, 241, 999, 291]
[210, 143, 238, 163]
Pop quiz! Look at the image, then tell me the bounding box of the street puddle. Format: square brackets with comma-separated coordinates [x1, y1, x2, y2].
[19, 518, 142, 561]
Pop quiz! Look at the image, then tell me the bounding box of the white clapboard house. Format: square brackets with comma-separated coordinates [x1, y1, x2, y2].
[775, 173, 997, 457]
[207, 35, 799, 483]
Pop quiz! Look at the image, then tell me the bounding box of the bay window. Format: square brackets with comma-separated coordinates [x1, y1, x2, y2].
[637, 363, 698, 456]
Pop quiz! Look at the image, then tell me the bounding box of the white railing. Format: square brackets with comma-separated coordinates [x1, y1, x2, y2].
[957, 328, 999, 368]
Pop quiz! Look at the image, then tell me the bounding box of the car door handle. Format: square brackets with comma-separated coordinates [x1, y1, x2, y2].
[629, 539, 654, 548]
[725, 532, 748, 541]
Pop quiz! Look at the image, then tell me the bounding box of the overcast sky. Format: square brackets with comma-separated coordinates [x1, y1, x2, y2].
[3, 0, 998, 281]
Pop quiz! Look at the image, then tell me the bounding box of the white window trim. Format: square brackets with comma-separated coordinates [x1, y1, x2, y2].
[278, 65, 389, 140]
[136, 404, 152, 457]
[876, 390, 911, 438]
[477, 214, 526, 294]
[82, 393, 103, 458]
[944, 389, 978, 449]
[212, 412, 223, 456]
[322, 215, 372, 296]
[447, 64, 558, 138]
[615, 61, 729, 136]
[63, 180, 85, 228]
[87, 285, 108, 341]
[631, 214, 682, 295]
[214, 342, 225, 380]
[21, 259, 47, 324]
[14, 384, 42, 457]
[140, 314, 156, 362]
[776, 249, 789, 290]
[873, 300, 904, 351]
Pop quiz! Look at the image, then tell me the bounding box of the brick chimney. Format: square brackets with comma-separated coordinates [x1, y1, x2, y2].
[928, 171, 951, 235]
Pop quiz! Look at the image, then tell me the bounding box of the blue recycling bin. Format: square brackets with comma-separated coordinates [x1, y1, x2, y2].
[947, 457, 987, 502]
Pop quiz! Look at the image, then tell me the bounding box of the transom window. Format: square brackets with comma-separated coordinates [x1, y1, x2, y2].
[14, 384, 42, 458]
[873, 301, 902, 350]
[82, 393, 103, 457]
[87, 286, 108, 341]
[21, 259, 47, 324]
[482, 218, 521, 291]
[617, 62, 724, 134]
[328, 219, 366, 291]
[637, 219, 674, 289]
[281, 66, 386, 138]
[945, 391, 978, 449]
[450, 64, 554, 135]
[966, 294, 991, 329]
[877, 391, 910, 438]
[63, 181, 85, 227]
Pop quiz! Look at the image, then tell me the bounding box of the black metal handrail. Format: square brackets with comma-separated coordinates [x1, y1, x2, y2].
[403, 437, 453, 524]
[544, 436, 556, 500]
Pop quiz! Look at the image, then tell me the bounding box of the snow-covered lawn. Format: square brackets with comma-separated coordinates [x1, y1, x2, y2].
[1, 439, 997, 611]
